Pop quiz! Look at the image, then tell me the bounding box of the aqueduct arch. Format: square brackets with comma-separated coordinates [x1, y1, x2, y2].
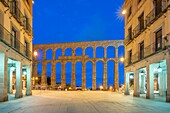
[33, 40, 124, 91]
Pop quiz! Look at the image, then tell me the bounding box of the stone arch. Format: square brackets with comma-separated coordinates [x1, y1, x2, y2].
[65, 48, 72, 56]
[106, 46, 115, 58]
[65, 62, 72, 85]
[37, 62, 42, 76]
[86, 61, 93, 89]
[36, 49, 43, 60]
[75, 47, 83, 56]
[118, 45, 125, 58]
[46, 49, 53, 60]
[46, 62, 52, 85]
[96, 60, 104, 89]
[96, 46, 104, 58]
[107, 60, 115, 87]
[56, 48, 62, 60]
[75, 62, 82, 87]
[85, 46, 93, 58]
[56, 62, 62, 84]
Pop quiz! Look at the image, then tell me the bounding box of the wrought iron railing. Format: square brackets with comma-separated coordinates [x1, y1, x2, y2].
[124, 34, 133, 45]
[8, 1, 33, 36]
[0, 24, 31, 59]
[24, 20, 32, 36]
[126, 0, 170, 46]
[9, 1, 25, 26]
[125, 41, 166, 66]
[146, 0, 169, 26]
[133, 22, 145, 38]
[132, 52, 139, 63]
[0, 0, 9, 7]
[144, 41, 166, 57]
[125, 58, 132, 66]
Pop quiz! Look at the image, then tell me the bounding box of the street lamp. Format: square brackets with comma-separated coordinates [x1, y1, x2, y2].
[120, 57, 125, 62]
[100, 85, 103, 90]
[121, 9, 126, 15]
[33, 51, 38, 58]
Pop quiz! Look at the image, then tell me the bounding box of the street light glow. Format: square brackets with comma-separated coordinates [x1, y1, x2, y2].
[34, 51, 38, 57]
[120, 57, 124, 62]
[122, 9, 126, 15]
[100, 85, 103, 90]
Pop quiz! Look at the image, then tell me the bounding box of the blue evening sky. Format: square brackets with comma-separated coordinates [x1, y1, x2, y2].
[33, 0, 124, 44]
[33, 0, 125, 88]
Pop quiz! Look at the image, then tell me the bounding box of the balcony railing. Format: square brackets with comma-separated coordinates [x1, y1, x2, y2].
[132, 52, 139, 63]
[126, 41, 167, 66]
[0, 24, 31, 59]
[9, 1, 25, 26]
[9, 1, 32, 35]
[133, 22, 145, 38]
[0, 0, 9, 7]
[144, 41, 166, 57]
[125, 34, 133, 45]
[125, 0, 170, 46]
[145, 2, 167, 26]
[125, 58, 132, 66]
[24, 21, 32, 36]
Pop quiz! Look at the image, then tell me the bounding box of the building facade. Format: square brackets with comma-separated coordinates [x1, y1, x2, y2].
[0, 0, 33, 102]
[123, 0, 170, 102]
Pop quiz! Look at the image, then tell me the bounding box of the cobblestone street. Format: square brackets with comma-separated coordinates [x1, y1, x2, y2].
[0, 91, 170, 113]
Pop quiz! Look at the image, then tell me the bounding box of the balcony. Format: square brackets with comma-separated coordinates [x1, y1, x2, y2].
[145, 2, 168, 27]
[126, 41, 166, 67]
[9, 1, 32, 36]
[125, 58, 132, 66]
[0, 24, 31, 59]
[132, 52, 139, 63]
[144, 41, 166, 57]
[133, 22, 145, 38]
[24, 21, 32, 36]
[0, 0, 9, 7]
[125, 34, 133, 45]
[125, 1, 170, 46]
[9, 1, 25, 26]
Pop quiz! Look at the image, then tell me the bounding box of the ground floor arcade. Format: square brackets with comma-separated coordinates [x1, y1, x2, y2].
[125, 52, 170, 102]
[0, 42, 32, 102]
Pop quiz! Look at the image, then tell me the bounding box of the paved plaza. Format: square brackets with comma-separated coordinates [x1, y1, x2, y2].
[0, 91, 170, 113]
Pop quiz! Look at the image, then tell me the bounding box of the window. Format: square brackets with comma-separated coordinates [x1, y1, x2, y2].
[139, 41, 144, 59]
[155, 29, 162, 51]
[154, 0, 162, 16]
[128, 26, 132, 40]
[138, 12, 144, 31]
[129, 50, 132, 64]
[25, 16, 29, 30]
[11, 0, 17, 14]
[11, 28, 17, 48]
[128, 6, 132, 17]
[25, 39, 30, 57]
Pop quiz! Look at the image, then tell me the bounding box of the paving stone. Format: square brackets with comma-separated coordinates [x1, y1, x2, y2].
[0, 91, 170, 113]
